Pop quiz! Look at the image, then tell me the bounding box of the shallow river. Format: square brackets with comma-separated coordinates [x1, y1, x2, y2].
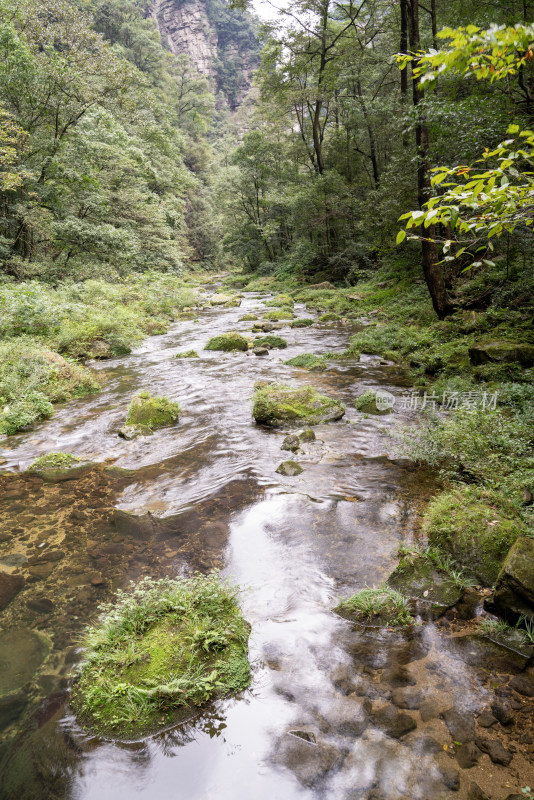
[0, 288, 532, 800]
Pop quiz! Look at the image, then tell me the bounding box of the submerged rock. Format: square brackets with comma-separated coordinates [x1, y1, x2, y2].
[125, 391, 180, 431]
[276, 732, 344, 788]
[491, 536, 534, 622]
[276, 460, 303, 476]
[253, 347, 269, 356]
[468, 341, 534, 367]
[253, 383, 344, 427]
[387, 557, 462, 619]
[0, 570, 24, 611]
[370, 703, 417, 738]
[0, 628, 51, 695]
[205, 332, 249, 352]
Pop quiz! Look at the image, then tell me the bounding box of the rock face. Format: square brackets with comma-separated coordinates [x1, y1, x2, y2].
[151, 0, 260, 108]
[468, 341, 534, 367]
[491, 536, 534, 622]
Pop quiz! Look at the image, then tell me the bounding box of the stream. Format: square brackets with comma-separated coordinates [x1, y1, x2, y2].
[0, 288, 532, 800]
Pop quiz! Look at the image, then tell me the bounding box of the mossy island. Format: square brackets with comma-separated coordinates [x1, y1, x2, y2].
[265, 293, 294, 308]
[284, 353, 326, 371]
[29, 452, 81, 471]
[120, 391, 180, 439]
[205, 332, 249, 352]
[72, 573, 251, 738]
[252, 382, 345, 427]
[253, 335, 287, 349]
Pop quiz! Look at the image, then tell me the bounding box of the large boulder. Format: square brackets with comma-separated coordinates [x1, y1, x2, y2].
[491, 536, 534, 622]
[468, 342, 534, 367]
[252, 383, 345, 427]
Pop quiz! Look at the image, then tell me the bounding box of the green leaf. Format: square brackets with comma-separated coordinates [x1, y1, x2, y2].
[396, 230, 407, 245]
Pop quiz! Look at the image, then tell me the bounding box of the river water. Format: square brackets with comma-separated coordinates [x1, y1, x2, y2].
[0, 288, 532, 799]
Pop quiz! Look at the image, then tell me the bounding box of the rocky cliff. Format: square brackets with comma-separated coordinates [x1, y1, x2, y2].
[152, 0, 260, 109]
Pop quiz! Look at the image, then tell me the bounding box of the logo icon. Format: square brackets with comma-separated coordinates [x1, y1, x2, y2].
[375, 390, 395, 412]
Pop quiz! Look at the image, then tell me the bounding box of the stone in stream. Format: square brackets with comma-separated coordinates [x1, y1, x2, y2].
[205, 331, 249, 352]
[509, 674, 534, 697]
[252, 347, 269, 356]
[476, 709, 498, 728]
[210, 293, 233, 305]
[441, 708, 476, 744]
[276, 460, 303, 477]
[124, 392, 180, 431]
[490, 700, 514, 726]
[281, 434, 300, 453]
[118, 424, 152, 440]
[490, 536, 534, 622]
[253, 383, 344, 427]
[0, 628, 51, 695]
[474, 736, 513, 766]
[468, 783, 490, 800]
[276, 733, 344, 788]
[299, 429, 316, 442]
[387, 557, 462, 619]
[455, 741, 482, 769]
[26, 597, 55, 613]
[252, 321, 275, 333]
[0, 570, 24, 611]
[370, 703, 417, 738]
[439, 763, 460, 791]
[390, 687, 425, 710]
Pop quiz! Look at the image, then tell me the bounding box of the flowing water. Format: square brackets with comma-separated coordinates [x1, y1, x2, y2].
[0, 288, 532, 800]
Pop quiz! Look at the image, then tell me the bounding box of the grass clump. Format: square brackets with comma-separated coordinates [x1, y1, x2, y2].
[205, 332, 248, 352]
[174, 350, 199, 359]
[422, 485, 527, 586]
[291, 318, 314, 328]
[29, 452, 81, 471]
[265, 294, 294, 308]
[239, 314, 258, 321]
[284, 353, 326, 371]
[125, 392, 180, 431]
[319, 312, 341, 322]
[252, 382, 345, 426]
[263, 309, 293, 321]
[334, 586, 413, 627]
[253, 335, 288, 349]
[72, 573, 251, 737]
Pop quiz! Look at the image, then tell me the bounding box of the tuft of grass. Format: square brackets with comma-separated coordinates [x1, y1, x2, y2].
[319, 312, 341, 322]
[72, 573, 251, 737]
[291, 318, 314, 328]
[174, 350, 199, 359]
[239, 314, 258, 321]
[265, 294, 294, 308]
[334, 586, 413, 627]
[29, 452, 81, 471]
[263, 309, 293, 321]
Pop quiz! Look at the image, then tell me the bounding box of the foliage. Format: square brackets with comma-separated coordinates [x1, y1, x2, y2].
[263, 308, 293, 320]
[72, 573, 251, 735]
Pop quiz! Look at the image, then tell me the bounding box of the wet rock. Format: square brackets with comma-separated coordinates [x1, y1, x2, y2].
[509, 675, 534, 697]
[468, 341, 534, 367]
[441, 709, 475, 744]
[331, 664, 359, 696]
[419, 735, 442, 755]
[276, 460, 303, 477]
[90, 574, 105, 586]
[26, 597, 55, 613]
[252, 321, 275, 332]
[475, 737, 513, 766]
[419, 700, 441, 722]
[456, 742, 482, 769]
[253, 347, 269, 356]
[391, 687, 425, 709]
[0, 628, 51, 694]
[299, 429, 316, 442]
[455, 588, 482, 620]
[253, 383, 344, 427]
[380, 665, 416, 688]
[490, 700, 514, 726]
[387, 558, 462, 619]
[27, 562, 55, 580]
[476, 710, 497, 728]
[491, 536, 534, 623]
[0, 570, 24, 610]
[439, 762, 460, 791]
[205, 331, 248, 352]
[324, 699, 369, 738]
[446, 633, 528, 672]
[371, 704, 417, 738]
[118, 424, 151, 440]
[281, 435, 300, 453]
[467, 783, 489, 800]
[0, 691, 27, 731]
[276, 733, 344, 788]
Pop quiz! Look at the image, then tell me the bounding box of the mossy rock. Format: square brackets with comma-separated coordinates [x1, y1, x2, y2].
[28, 452, 81, 471]
[284, 353, 326, 371]
[205, 332, 249, 352]
[263, 309, 293, 321]
[468, 341, 534, 368]
[334, 587, 413, 628]
[299, 429, 316, 442]
[291, 318, 314, 328]
[71, 574, 251, 737]
[210, 293, 233, 305]
[354, 390, 393, 415]
[492, 537, 534, 623]
[223, 299, 242, 308]
[253, 335, 288, 350]
[239, 314, 258, 321]
[276, 460, 303, 476]
[265, 294, 294, 308]
[281, 434, 300, 452]
[174, 350, 199, 359]
[319, 312, 341, 322]
[387, 557, 462, 618]
[422, 486, 526, 586]
[252, 383, 345, 427]
[125, 392, 180, 431]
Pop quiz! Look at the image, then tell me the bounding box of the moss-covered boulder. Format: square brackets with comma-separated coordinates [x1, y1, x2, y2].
[276, 460, 303, 476]
[422, 486, 526, 586]
[253, 335, 288, 349]
[299, 429, 316, 442]
[281, 434, 300, 452]
[291, 318, 314, 328]
[253, 383, 345, 427]
[174, 350, 199, 359]
[387, 557, 462, 619]
[72, 574, 251, 737]
[29, 452, 81, 471]
[265, 294, 294, 308]
[125, 392, 180, 431]
[118, 424, 152, 440]
[263, 309, 293, 321]
[239, 313, 258, 321]
[205, 332, 248, 352]
[468, 341, 534, 367]
[284, 354, 326, 371]
[491, 537, 534, 622]
[210, 293, 233, 306]
[354, 390, 393, 415]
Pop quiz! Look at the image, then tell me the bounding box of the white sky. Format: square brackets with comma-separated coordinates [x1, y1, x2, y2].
[251, 0, 285, 22]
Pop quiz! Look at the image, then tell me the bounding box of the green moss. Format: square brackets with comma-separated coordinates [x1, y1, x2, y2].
[334, 586, 413, 627]
[284, 353, 326, 371]
[354, 390, 392, 415]
[205, 332, 249, 352]
[319, 312, 341, 322]
[125, 392, 180, 431]
[265, 294, 294, 308]
[291, 318, 314, 328]
[252, 383, 345, 426]
[263, 309, 293, 321]
[29, 452, 81, 471]
[239, 314, 258, 321]
[422, 485, 527, 586]
[174, 350, 199, 358]
[72, 574, 251, 737]
[253, 335, 288, 349]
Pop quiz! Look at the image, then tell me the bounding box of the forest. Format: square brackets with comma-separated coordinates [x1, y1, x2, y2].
[0, 0, 534, 797]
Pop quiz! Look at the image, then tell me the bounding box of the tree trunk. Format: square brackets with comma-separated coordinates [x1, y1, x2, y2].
[400, 0, 408, 97]
[407, 0, 453, 318]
